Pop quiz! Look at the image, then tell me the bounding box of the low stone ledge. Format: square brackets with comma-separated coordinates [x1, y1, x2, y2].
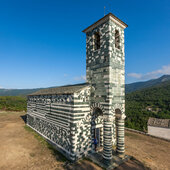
[125, 127, 170, 142]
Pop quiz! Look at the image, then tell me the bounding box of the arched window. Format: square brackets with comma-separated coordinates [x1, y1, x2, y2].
[94, 32, 100, 50]
[115, 108, 122, 115]
[93, 107, 103, 116]
[115, 30, 120, 49]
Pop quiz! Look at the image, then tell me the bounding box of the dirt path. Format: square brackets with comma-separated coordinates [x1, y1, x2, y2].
[0, 111, 65, 170]
[0, 111, 169, 170]
[125, 130, 170, 170]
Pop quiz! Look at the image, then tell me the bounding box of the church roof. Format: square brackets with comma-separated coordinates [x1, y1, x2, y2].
[28, 83, 89, 96]
[82, 13, 128, 33]
[148, 117, 170, 128]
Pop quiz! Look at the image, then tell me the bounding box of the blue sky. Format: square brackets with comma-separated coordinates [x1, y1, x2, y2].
[0, 0, 169, 89]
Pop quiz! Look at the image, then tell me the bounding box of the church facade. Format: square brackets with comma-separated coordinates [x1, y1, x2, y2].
[27, 13, 128, 162]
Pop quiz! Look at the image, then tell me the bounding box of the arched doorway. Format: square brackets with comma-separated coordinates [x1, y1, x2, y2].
[91, 107, 103, 151]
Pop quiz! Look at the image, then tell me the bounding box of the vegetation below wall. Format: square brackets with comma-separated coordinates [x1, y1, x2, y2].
[0, 96, 27, 111]
[125, 80, 170, 132]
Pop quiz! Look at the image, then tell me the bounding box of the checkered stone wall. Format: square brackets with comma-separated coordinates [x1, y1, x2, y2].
[27, 94, 74, 160]
[71, 87, 91, 160]
[27, 86, 91, 161]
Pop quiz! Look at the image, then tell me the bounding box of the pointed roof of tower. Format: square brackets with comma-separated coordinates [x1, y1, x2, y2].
[82, 13, 128, 33]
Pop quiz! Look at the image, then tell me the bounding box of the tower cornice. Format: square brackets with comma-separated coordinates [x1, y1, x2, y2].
[82, 13, 128, 33]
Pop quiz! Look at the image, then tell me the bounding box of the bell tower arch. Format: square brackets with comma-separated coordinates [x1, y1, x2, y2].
[83, 13, 127, 161]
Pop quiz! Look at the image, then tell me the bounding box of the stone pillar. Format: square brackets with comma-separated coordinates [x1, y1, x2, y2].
[112, 116, 116, 146]
[116, 114, 126, 157]
[103, 117, 113, 162]
[100, 127, 103, 146]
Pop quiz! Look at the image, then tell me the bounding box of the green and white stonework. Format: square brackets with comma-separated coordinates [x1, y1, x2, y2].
[27, 13, 127, 162]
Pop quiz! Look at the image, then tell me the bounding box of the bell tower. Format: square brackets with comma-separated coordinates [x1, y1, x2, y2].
[83, 13, 128, 161]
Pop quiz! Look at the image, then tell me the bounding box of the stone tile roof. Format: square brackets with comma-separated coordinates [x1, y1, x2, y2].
[28, 83, 89, 96]
[148, 117, 170, 128]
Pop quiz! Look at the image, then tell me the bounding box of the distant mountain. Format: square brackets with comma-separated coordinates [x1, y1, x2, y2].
[125, 75, 170, 93]
[0, 75, 170, 96]
[0, 88, 43, 96]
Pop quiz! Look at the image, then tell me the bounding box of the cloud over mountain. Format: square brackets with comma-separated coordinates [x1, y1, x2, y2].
[128, 64, 170, 80]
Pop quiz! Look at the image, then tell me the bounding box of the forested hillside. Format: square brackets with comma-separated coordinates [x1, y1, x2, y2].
[125, 80, 170, 131]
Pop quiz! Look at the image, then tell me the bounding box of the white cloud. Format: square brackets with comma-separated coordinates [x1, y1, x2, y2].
[0, 86, 3, 89]
[64, 74, 68, 77]
[127, 73, 142, 79]
[74, 75, 86, 81]
[127, 64, 170, 80]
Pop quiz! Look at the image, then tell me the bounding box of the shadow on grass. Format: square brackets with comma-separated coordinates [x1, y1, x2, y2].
[24, 125, 68, 163]
[20, 114, 27, 123]
[115, 156, 151, 170]
[65, 159, 100, 170]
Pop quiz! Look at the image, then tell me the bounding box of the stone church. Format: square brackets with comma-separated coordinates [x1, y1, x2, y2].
[27, 13, 128, 162]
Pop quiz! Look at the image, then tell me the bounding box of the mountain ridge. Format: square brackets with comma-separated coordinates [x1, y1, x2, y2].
[126, 75, 170, 93]
[0, 75, 170, 96]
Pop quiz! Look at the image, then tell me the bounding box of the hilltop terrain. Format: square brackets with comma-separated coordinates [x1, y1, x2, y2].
[0, 111, 169, 170]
